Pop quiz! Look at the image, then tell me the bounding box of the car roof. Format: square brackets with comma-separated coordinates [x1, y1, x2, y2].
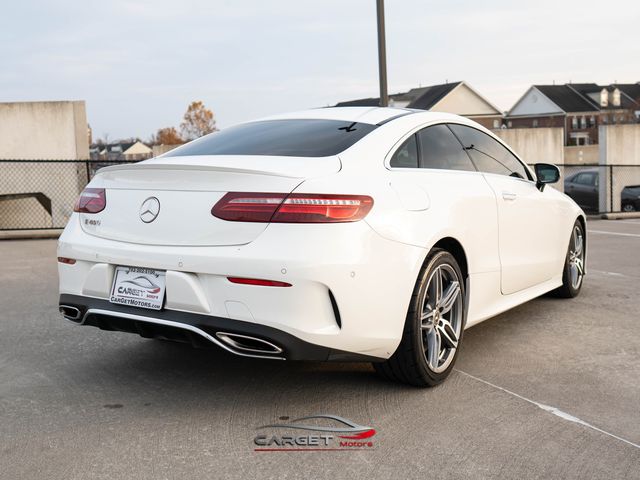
[252, 106, 469, 126]
[569, 168, 599, 175]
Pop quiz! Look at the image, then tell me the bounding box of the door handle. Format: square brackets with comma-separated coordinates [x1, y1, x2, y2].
[502, 191, 517, 201]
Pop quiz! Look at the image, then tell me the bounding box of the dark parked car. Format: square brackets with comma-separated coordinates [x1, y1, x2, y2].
[564, 169, 599, 213]
[622, 185, 640, 212]
[565, 169, 640, 213]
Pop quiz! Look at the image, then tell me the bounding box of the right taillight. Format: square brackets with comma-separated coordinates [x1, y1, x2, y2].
[212, 193, 373, 223]
[74, 188, 106, 214]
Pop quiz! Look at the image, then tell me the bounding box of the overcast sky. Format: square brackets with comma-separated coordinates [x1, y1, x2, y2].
[2, 0, 639, 141]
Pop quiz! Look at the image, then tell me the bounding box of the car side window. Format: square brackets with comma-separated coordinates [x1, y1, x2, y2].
[448, 124, 531, 180]
[576, 172, 597, 186]
[573, 173, 588, 185]
[416, 125, 476, 172]
[390, 134, 419, 168]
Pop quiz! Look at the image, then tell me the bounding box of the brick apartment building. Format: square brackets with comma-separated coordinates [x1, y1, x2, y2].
[507, 83, 640, 145]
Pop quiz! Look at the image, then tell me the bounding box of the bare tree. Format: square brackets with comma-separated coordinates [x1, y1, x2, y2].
[180, 101, 217, 140]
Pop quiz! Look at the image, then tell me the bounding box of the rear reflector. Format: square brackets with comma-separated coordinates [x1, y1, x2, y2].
[227, 277, 292, 287]
[57, 257, 76, 265]
[212, 193, 373, 223]
[74, 188, 106, 214]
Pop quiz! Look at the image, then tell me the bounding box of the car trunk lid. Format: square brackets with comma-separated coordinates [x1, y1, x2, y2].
[79, 155, 340, 246]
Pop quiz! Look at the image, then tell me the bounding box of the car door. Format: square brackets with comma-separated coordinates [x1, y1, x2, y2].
[385, 124, 501, 278]
[566, 172, 598, 212]
[564, 173, 582, 205]
[448, 124, 561, 295]
[581, 172, 599, 212]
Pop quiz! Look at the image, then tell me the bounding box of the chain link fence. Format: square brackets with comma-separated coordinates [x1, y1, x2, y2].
[1, 160, 639, 230]
[559, 164, 640, 214]
[0, 160, 137, 230]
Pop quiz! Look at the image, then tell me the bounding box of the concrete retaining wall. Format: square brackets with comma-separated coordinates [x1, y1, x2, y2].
[0, 101, 89, 160]
[564, 145, 599, 165]
[493, 127, 564, 165]
[599, 124, 640, 212]
[0, 101, 89, 229]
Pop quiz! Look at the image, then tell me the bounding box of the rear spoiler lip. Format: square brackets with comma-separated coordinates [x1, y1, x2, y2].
[97, 162, 303, 179]
[98, 153, 343, 179]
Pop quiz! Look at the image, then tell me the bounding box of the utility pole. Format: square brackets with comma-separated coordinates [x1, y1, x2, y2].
[376, 0, 389, 107]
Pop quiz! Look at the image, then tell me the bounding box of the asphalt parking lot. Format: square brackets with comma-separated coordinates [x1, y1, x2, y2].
[1, 219, 639, 479]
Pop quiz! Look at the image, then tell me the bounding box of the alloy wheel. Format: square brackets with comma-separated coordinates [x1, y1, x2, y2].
[568, 225, 585, 290]
[420, 264, 463, 373]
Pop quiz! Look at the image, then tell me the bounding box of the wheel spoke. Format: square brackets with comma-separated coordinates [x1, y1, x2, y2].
[574, 230, 583, 256]
[421, 308, 435, 329]
[431, 267, 443, 305]
[426, 329, 441, 369]
[439, 281, 460, 314]
[575, 257, 584, 275]
[437, 319, 458, 349]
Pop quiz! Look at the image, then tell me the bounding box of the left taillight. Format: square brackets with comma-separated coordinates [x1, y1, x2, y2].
[74, 188, 106, 214]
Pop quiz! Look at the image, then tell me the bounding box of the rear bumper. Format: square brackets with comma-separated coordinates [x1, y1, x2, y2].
[58, 214, 427, 359]
[59, 294, 383, 362]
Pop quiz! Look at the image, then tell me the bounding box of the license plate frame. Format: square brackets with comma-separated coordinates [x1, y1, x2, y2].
[109, 266, 166, 311]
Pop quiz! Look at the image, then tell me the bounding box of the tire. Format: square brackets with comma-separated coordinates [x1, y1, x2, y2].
[622, 203, 636, 212]
[551, 219, 585, 298]
[373, 249, 466, 387]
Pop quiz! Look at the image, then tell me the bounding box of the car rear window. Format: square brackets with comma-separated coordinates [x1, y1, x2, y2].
[164, 119, 378, 158]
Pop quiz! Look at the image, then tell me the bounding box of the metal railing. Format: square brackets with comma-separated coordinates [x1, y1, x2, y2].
[0, 160, 639, 231]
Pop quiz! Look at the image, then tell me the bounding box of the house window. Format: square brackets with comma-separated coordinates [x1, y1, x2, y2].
[590, 116, 596, 127]
[571, 117, 578, 129]
[532, 119, 539, 128]
[507, 121, 513, 128]
[580, 116, 587, 129]
[602, 115, 608, 124]
[493, 119, 500, 129]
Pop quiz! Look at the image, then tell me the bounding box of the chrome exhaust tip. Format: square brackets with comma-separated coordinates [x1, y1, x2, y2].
[215, 332, 283, 355]
[59, 305, 81, 322]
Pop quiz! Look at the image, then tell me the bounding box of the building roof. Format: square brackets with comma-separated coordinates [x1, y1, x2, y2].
[407, 82, 461, 109]
[614, 83, 640, 103]
[534, 85, 598, 113]
[568, 83, 637, 110]
[510, 82, 640, 116]
[335, 81, 493, 112]
[123, 141, 152, 156]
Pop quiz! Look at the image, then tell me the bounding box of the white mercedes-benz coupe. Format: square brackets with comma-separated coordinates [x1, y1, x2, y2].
[58, 107, 586, 386]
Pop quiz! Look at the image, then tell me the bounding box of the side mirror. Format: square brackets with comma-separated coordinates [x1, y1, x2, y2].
[534, 163, 560, 191]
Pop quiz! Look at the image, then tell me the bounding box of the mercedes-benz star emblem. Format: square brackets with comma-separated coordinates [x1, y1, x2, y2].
[139, 197, 160, 223]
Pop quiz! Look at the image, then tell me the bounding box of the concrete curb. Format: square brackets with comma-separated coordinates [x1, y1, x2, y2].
[599, 212, 640, 220]
[0, 229, 63, 240]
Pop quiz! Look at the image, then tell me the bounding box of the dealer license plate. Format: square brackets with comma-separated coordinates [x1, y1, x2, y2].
[110, 266, 166, 310]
